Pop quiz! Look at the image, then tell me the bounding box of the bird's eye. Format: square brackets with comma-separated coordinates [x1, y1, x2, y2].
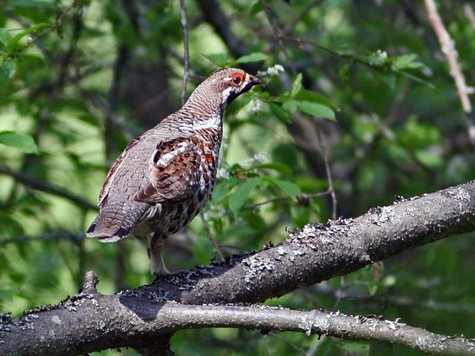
[231, 73, 244, 85]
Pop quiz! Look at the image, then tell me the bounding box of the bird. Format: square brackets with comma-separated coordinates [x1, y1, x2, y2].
[87, 68, 261, 277]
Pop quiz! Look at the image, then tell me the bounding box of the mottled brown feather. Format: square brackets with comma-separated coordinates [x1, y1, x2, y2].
[98, 138, 140, 207]
[133, 137, 201, 204]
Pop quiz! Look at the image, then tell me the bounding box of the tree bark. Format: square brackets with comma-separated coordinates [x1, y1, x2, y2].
[1, 181, 475, 354]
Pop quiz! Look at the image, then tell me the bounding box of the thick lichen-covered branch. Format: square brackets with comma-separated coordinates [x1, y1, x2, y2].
[1, 181, 475, 354]
[2, 293, 474, 355]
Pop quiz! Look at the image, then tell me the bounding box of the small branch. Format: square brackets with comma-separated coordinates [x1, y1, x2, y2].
[195, 0, 246, 58]
[7, 3, 80, 56]
[316, 130, 337, 220]
[143, 303, 475, 355]
[2, 299, 474, 354]
[28, 63, 107, 99]
[54, 10, 83, 95]
[463, 1, 475, 31]
[200, 211, 225, 262]
[268, 332, 306, 353]
[0, 231, 84, 246]
[261, 1, 296, 75]
[179, 0, 190, 106]
[0, 165, 97, 211]
[283, 0, 323, 37]
[424, 0, 475, 146]
[106, 44, 129, 157]
[81, 271, 99, 294]
[80, 89, 136, 141]
[248, 189, 331, 209]
[105, 0, 139, 157]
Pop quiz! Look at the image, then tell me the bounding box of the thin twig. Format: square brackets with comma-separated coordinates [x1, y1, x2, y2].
[463, 1, 475, 31]
[268, 332, 306, 354]
[280, 34, 430, 86]
[424, 0, 475, 146]
[0, 165, 97, 211]
[283, 0, 323, 36]
[80, 89, 136, 141]
[195, 0, 247, 59]
[249, 189, 331, 209]
[7, 3, 79, 56]
[316, 130, 337, 220]
[306, 335, 327, 356]
[200, 210, 225, 262]
[0, 232, 85, 246]
[261, 1, 296, 75]
[55, 11, 83, 95]
[180, 0, 190, 106]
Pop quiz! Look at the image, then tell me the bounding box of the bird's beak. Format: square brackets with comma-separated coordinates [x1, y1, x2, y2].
[250, 75, 261, 85]
[241, 74, 261, 93]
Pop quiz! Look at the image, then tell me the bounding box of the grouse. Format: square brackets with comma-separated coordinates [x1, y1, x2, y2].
[87, 68, 261, 276]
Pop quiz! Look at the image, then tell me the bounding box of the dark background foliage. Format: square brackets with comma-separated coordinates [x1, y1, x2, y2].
[0, 0, 474, 354]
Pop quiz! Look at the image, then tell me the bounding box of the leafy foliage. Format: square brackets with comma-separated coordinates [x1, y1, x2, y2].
[0, 0, 474, 354]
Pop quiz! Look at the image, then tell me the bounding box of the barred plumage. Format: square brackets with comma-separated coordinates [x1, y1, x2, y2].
[87, 68, 260, 276]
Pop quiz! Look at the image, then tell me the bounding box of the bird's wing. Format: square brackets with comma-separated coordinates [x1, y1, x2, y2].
[97, 137, 140, 207]
[133, 137, 203, 204]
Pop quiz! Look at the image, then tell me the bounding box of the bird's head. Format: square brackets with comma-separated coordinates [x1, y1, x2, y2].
[193, 68, 261, 108]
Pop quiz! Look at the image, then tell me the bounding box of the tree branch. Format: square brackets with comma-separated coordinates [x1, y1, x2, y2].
[0, 165, 97, 211]
[0, 231, 84, 246]
[195, 0, 259, 73]
[424, 0, 475, 146]
[2, 290, 473, 355]
[1, 181, 475, 353]
[195, 0, 246, 58]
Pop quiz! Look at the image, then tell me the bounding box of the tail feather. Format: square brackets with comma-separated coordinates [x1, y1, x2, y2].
[86, 202, 147, 243]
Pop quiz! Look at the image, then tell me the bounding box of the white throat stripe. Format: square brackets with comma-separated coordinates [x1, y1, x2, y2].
[194, 115, 221, 130]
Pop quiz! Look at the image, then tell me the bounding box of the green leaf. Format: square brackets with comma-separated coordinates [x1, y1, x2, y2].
[6, 0, 56, 8]
[202, 53, 228, 67]
[211, 181, 229, 204]
[268, 102, 291, 123]
[392, 54, 421, 70]
[282, 99, 297, 114]
[2, 60, 17, 83]
[290, 73, 302, 98]
[254, 162, 292, 176]
[381, 72, 396, 90]
[294, 89, 339, 111]
[0, 131, 38, 154]
[266, 178, 301, 198]
[249, 2, 263, 16]
[339, 63, 350, 81]
[295, 101, 335, 120]
[341, 341, 370, 352]
[229, 177, 260, 213]
[235, 52, 268, 64]
[0, 28, 11, 46]
[415, 150, 443, 168]
[7, 23, 52, 51]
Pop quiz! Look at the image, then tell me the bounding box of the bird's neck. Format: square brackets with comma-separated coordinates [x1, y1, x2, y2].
[184, 87, 225, 117]
[182, 93, 225, 131]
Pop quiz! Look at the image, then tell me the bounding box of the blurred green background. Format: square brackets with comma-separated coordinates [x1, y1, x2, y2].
[1, 0, 474, 354]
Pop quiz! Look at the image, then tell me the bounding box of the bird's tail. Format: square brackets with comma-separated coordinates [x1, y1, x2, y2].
[86, 202, 147, 243]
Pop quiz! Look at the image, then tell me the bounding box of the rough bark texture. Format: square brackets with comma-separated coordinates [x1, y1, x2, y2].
[1, 181, 475, 354]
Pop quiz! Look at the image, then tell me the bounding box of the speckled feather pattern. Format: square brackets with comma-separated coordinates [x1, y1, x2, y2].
[86, 68, 260, 275]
